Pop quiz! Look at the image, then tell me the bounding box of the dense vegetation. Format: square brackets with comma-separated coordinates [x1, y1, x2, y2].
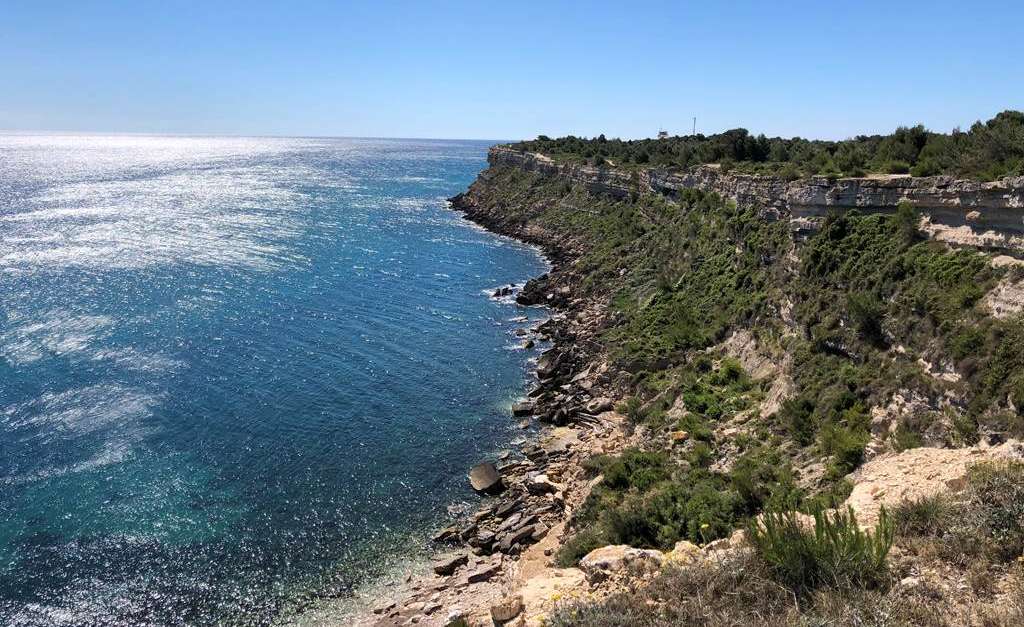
[511, 110, 1024, 181]
[473, 164, 1023, 575]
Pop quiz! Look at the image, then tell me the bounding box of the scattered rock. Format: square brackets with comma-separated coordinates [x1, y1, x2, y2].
[527, 473, 559, 495]
[536, 351, 561, 379]
[496, 525, 536, 553]
[444, 608, 468, 626]
[432, 553, 468, 576]
[424, 603, 443, 615]
[490, 595, 524, 623]
[669, 430, 689, 445]
[468, 462, 504, 494]
[431, 526, 459, 544]
[466, 562, 501, 583]
[585, 397, 614, 414]
[494, 499, 522, 519]
[511, 401, 535, 417]
[373, 601, 397, 615]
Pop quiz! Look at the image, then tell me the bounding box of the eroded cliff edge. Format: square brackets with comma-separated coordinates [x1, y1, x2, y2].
[489, 145, 1024, 250]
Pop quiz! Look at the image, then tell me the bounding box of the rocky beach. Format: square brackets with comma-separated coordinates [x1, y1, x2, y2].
[356, 163, 635, 626]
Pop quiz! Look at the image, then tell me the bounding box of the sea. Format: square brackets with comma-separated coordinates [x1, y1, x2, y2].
[0, 134, 548, 625]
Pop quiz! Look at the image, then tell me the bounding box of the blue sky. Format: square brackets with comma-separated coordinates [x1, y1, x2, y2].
[2, 0, 1022, 140]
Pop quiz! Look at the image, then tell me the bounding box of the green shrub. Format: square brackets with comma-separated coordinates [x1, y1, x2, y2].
[617, 397, 643, 423]
[730, 447, 801, 513]
[893, 494, 949, 537]
[882, 160, 911, 174]
[779, 162, 801, 181]
[894, 200, 920, 243]
[602, 450, 669, 491]
[780, 397, 816, 446]
[847, 292, 886, 344]
[513, 110, 1024, 181]
[676, 412, 712, 442]
[711, 357, 744, 385]
[890, 425, 924, 452]
[555, 526, 606, 567]
[820, 424, 869, 477]
[802, 479, 854, 512]
[747, 506, 894, 594]
[911, 158, 942, 177]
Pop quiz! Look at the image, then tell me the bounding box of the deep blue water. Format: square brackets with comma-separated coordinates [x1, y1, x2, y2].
[0, 135, 547, 625]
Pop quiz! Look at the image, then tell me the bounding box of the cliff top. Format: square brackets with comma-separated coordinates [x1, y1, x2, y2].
[505, 110, 1024, 183]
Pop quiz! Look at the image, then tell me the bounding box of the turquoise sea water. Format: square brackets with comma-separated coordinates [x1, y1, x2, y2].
[0, 135, 547, 625]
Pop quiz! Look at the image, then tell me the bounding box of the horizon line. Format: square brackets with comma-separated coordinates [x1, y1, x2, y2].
[0, 129, 515, 143]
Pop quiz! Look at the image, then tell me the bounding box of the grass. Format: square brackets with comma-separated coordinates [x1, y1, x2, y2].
[895, 461, 1024, 565]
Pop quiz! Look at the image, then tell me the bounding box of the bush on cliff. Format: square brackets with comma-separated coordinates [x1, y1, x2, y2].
[747, 507, 894, 594]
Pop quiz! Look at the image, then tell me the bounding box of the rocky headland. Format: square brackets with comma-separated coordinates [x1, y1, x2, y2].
[360, 143, 1024, 626]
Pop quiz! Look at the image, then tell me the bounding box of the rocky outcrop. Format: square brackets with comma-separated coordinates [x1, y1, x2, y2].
[578, 545, 665, 583]
[844, 441, 1024, 526]
[489, 146, 1024, 245]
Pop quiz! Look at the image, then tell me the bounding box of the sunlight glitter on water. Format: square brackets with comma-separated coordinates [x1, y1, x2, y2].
[0, 135, 548, 625]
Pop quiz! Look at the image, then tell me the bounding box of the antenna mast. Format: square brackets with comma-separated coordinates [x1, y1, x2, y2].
[692, 117, 697, 135]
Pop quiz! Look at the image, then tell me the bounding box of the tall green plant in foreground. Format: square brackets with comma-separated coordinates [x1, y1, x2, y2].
[747, 506, 894, 594]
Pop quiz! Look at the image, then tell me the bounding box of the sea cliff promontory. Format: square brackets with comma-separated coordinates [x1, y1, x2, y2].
[370, 114, 1024, 626]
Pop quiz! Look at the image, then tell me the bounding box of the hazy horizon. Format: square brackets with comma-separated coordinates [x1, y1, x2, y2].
[4, 107, 1019, 146]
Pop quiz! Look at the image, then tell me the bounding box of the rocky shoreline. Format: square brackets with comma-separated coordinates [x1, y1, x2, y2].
[351, 180, 632, 626]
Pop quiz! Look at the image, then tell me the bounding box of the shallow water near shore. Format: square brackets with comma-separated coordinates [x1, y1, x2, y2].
[0, 135, 548, 625]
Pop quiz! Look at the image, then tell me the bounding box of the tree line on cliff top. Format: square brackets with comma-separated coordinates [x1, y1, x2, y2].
[510, 110, 1024, 182]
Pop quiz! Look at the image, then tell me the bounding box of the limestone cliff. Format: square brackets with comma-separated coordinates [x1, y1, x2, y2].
[489, 146, 1024, 249]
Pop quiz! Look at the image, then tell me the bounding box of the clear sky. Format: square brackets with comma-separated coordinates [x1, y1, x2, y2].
[3, 0, 1022, 141]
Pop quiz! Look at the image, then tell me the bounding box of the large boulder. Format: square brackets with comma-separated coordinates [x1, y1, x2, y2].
[511, 401, 535, 417]
[432, 553, 468, 576]
[579, 545, 665, 582]
[536, 351, 561, 379]
[468, 462, 504, 494]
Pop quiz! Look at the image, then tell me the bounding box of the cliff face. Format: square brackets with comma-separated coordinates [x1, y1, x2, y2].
[489, 146, 1024, 245]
